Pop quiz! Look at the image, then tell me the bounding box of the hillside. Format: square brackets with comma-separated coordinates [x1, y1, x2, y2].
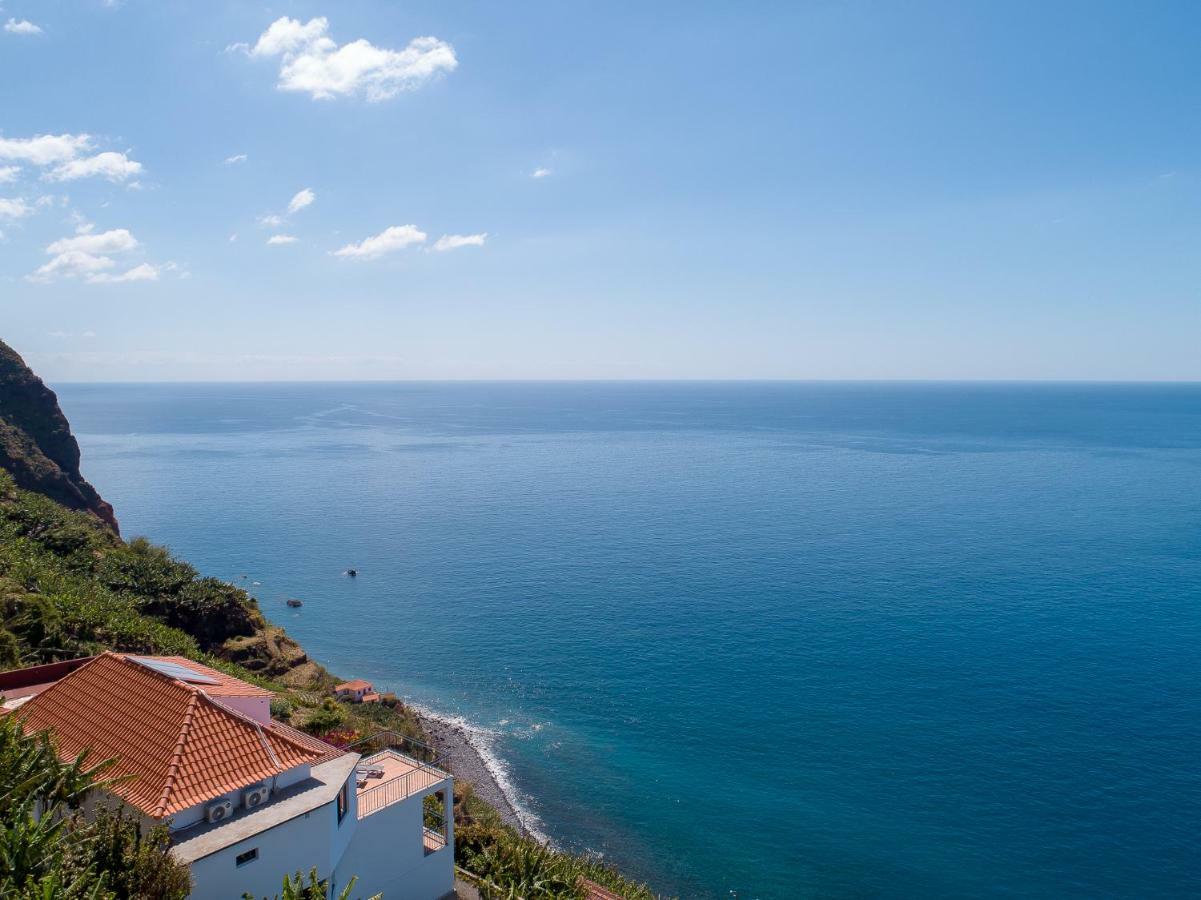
[0, 340, 118, 533]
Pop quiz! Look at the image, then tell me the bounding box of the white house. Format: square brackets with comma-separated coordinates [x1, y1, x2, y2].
[2, 653, 454, 900]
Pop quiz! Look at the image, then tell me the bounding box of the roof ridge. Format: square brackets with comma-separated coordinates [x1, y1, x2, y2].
[196, 692, 321, 766]
[253, 718, 283, 771]
[21, 652, 106, 699]
[154, 689, 200, 819]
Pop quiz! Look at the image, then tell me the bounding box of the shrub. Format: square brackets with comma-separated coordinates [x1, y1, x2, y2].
[270, 697, 295, 722]
[301, 699, 347, 736]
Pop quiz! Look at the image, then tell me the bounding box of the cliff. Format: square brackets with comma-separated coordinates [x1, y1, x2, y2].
[0, 340, 118, 533]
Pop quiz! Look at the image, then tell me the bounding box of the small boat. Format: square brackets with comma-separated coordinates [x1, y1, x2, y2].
[345, 568, 358, 577]
[286, 598, 303, 608]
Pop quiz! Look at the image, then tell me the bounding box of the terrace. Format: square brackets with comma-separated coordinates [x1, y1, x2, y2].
[347, 731, 451, 837]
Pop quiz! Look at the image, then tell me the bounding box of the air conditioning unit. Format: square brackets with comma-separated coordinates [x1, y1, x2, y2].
[242, 784, 270, 810]
[206, 799, 233, 824]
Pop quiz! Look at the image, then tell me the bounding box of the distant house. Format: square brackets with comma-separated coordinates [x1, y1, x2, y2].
[334, 678, 378, 703]
[0, 653, 453, 900]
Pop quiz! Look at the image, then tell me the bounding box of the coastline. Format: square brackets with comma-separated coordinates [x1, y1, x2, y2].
[413, 706, 543, 840]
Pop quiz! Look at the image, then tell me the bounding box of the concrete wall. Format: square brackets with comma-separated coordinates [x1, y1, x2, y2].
[328, 772, 358, 874]
[188, 800, 344, 899]
[184, 768, 453, 900]
[330, 776, 454, 900]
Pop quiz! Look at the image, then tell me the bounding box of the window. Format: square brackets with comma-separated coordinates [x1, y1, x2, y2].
[337, 779, 350, 824]
[235, 848, 258, 867]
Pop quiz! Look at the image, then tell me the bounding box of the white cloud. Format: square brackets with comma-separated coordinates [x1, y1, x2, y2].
[266, 234, 298, 245]
[88, 263, 160, 284]
[47, 228, 139, 255]
[0, 166, 20, 184]
[244, 16, 457, 101]
[224, 153, 248, 165]
[433, 232, 487, 252]
[4, 18, 42, 36]
[0, 133, 92, 166]
[0, 134, 144, 184]
[250, 16, 328, 57]
[0, 198, 33, 219]
[258, 213, 283, 227]
[287, 187, 315, 214]
[32, 250, 115, 281]
[48, 150, 142, 183]
[229, 233, 238, 242]
[333, 224, 426, 259]
[531, 168, 552, 179]
[30, 227, 163, 285]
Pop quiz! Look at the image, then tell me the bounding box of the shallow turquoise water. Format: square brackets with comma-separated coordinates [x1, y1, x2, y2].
[57, 383, 1201, 898]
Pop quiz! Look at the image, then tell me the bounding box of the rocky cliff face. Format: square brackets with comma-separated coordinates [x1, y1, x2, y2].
[0, 339, 118, 533]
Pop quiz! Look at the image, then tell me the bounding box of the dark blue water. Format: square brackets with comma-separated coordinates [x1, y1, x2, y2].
[55, 382, 1201, 898]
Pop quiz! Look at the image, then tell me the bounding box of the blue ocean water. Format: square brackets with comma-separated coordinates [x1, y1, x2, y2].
[54, 382, 1201, 899]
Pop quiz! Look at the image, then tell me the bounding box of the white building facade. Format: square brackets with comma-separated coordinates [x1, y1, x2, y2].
[177, 750, 455, 900]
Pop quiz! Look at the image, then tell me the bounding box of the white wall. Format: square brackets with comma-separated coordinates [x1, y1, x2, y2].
[330, 777, 454, 900]
[214, 695, 271, 723]
[327, 773, 357, 874]
[188, 800, 344, 899]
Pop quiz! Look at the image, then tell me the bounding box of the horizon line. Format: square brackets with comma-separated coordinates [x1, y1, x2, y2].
[50, 377, 1201, 386]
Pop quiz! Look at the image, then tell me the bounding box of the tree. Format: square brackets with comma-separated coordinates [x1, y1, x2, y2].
[0, 715, 190, 899]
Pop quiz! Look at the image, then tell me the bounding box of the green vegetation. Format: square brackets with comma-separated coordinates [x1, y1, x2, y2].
[455, 790, 657, 900]
[0, 713, 191, 898]
[0, 468, 656, 898]
[0, 470, 254, 664]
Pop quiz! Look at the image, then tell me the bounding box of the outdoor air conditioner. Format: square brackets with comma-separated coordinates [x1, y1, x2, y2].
[206, 799, 233, 824]
[242, 784, 270, 810]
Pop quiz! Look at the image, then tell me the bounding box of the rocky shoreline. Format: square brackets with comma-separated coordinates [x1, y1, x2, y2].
[417, 710, 528, 835]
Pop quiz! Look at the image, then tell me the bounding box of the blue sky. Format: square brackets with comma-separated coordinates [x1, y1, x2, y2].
[1, 1, 1199, 380]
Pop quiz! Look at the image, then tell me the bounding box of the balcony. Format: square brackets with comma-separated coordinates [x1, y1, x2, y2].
[343, 731, 450, 819]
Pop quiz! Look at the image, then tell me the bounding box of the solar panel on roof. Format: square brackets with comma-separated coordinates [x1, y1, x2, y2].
[130, 657, 220, 685]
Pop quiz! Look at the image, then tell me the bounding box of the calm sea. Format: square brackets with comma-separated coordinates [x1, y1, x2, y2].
[56, 382, 1201, 898]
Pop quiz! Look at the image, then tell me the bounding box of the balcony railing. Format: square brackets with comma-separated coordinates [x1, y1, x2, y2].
[341, 731, 449, 819]
[338, 729, 443, 765]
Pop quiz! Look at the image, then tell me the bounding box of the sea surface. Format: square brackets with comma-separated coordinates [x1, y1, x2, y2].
[56, 382, 1201, 898]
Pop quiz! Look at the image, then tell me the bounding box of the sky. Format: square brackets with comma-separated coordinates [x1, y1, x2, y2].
[1, 0, 1199, 381]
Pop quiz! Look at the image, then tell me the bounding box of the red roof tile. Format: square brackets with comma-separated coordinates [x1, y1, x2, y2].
[16, 653, 326, 819]
[335, 679, 372, 692]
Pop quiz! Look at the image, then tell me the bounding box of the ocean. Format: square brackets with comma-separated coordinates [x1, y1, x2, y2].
[55, 382, 1201, 898]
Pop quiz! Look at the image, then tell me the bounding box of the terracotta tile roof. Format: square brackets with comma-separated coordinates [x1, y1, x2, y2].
[16, 653, 327, 819]
[335, 679, 372, 692]
[265, 720, 345, 766]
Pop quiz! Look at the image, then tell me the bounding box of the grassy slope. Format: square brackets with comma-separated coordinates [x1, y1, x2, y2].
[0, 470, 656, 899]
